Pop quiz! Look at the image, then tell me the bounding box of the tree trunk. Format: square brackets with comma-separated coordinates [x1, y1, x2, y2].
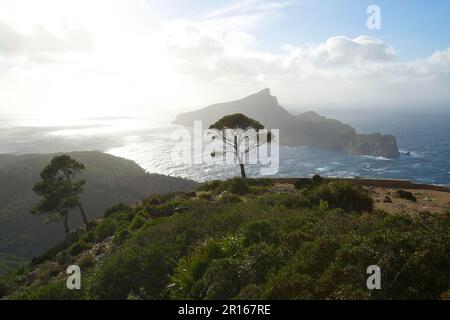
[77, 202, 90, 230]
[239, 164, 247, 178]
[63, 213, 70, 235]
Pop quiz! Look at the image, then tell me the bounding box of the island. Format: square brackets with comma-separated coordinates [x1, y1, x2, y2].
[173, 89, 400, 159]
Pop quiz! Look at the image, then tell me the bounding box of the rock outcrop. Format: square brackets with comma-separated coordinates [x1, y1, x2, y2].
[173, 89, 400, 159]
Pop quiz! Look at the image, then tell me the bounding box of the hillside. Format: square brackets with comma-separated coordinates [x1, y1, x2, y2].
[2, 178, 449, 300]
[0, 151, 198, 275]
[174, 89, 400, 158]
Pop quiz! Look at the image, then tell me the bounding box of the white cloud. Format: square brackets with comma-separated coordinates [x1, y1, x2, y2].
[0, 20, 93, 64]
[204, 0, 296, 18]
[0, 0, 449, 121]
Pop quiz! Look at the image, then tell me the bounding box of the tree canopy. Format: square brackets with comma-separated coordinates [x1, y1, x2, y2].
[209, 113, 265, 131]
[32, 155, 89, 234]
[209, 114, 272, 178]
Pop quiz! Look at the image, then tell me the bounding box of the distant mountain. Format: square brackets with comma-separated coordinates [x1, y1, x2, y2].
[174, 89, 400, 158]
[0, 151, 197, 274]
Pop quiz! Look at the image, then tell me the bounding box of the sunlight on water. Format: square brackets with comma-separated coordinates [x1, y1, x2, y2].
[1, 115, 449, 185]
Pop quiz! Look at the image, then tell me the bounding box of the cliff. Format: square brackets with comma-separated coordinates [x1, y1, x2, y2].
[173, 89, 400, 158]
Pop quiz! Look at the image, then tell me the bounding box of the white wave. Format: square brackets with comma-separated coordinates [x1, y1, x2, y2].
[362, 155, 391, 161]
[400, 150, 421, 158]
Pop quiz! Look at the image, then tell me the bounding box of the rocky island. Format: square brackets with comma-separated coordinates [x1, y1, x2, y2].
[173, 89, 400, 159]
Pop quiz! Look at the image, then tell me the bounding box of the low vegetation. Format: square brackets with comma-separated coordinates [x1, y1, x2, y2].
[1, 178, 449, 300]
[396, 190, 417, 202]
[0, 152, 197, 275]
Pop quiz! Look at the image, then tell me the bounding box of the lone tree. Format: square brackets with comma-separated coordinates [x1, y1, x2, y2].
[32, 155, 90, 234]
[209, 113, 272, 178]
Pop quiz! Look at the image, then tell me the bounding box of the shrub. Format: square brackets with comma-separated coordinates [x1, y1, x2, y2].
[314, 182, 374, 212]
[198, 193, 213, 200]
[170, 236, 244, 299]
[201, 259, 243, 299]
[257, 193, 312, 210]
[7, 279, 84, 300]
[396, 190, 417, 202]
[130, 215, 146, 231]
[242, 221, 275, 245]
[88, 244, 172, 300]
[219, 193, 242, 204]
[227, 178, 250, 195]
[0, 280, 8, 298]
[104, 203, 131, 218]
[197, 180, 222, 192]
[294, 179, 312, 190]
[246, 179, 273, 187]
[78, 254, 96, 269]
[113, 228, 131, 246]
[94, 219, 120, 242]
[55, 250, 70, 265]
[69, 241, 90, 257]
[383, 196, 393, 203]
[148, 203, 176, 218]
[312, 174, 324, 184]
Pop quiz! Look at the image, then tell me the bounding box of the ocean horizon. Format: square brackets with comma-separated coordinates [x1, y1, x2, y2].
[1, 112, 449, 186]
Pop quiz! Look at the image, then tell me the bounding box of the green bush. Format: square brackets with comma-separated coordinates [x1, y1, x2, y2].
[0, 279, 8, 298]
[396, 190, 417, 202]
[257, 193, 312, 210]
[130, 215, 146, 231]
[314, 182, 373, 212]
[170, 236, 244, 299]
[78, 254, 96, 269]
[113, 228, 131, 246]
[69, 241, 90, 257]
[55, 250, 70, 265]
[94, 219, 120, 242]
[226, 178, 250, 195]
[312, 174, 324, 184]
[6, 279, 84, 300]
[242, 220, 275, 245]
[148, 203, 176, 218]
[294, 179, 312, 190]
[219, 193, 242, 204]
[88, 244, 172, 300]
[104, 203, 131, 218]
[197, 180, 222, 192]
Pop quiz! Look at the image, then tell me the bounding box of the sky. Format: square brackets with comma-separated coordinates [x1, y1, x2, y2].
[0, 0, 450, 122]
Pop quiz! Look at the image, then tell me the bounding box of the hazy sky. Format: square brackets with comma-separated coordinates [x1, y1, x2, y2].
[0, 0, 449, 121]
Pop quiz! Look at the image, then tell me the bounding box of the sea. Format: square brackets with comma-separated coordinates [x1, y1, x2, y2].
[1, 112, 449, 186]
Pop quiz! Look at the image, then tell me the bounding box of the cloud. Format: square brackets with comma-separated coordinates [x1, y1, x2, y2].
[0, 20, 93, 63]
[204, 0, 296, 18]
[0, 0, 449, 120]
[161, 15, 450, 109]
[309, 36, 398, 66]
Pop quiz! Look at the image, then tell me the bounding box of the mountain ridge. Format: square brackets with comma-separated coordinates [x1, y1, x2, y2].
[174, 89, 400, 158]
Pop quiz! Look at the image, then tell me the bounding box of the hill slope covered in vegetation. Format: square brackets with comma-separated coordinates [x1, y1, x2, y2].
[0, 151, 197, 275]
[2, 178, 449, 300]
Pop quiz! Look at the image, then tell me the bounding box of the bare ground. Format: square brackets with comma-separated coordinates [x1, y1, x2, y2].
[368, 187, 450, 215]
[271, 182, 450, 215]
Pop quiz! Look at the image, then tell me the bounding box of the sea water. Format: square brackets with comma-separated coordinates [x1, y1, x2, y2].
[1, 113, 449, 185]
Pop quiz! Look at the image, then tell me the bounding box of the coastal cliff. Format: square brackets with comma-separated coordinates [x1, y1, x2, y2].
[173, 89, 400, 159]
